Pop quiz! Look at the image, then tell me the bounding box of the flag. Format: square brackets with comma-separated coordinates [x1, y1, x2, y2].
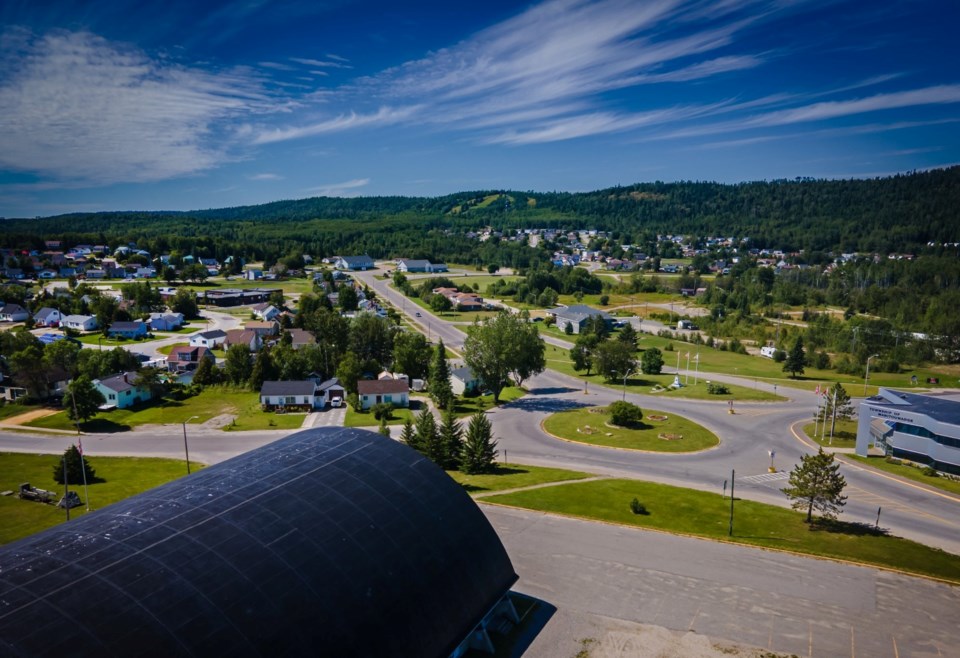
[815, 384, 820, 395]
[77, 437, 83, 456]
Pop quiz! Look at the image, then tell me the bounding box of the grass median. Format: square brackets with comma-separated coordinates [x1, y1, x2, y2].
[484, 478, 960, 583]
[544, 406, 719, 452]
[0, 452, 190, 545]
[844, 454, 960, 497]
[446, 463, 591, 494]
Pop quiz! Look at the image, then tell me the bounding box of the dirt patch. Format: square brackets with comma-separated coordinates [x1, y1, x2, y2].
[2, 408, 61, 425]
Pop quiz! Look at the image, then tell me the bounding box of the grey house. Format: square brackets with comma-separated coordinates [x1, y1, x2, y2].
[548, 304, 613, 334]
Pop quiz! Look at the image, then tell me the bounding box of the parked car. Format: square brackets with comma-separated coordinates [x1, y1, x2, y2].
[330, 396, 343, 408]
[415, 312, 422, 317]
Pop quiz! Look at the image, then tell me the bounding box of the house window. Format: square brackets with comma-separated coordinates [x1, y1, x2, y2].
[385, 395, 392, 404]
[284, 396, 296, 405]
[109, 394, 115, 400]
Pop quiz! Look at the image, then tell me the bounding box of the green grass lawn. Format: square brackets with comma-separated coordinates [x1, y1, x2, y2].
[344, 405, 417, 428]
[844, 455, 960, 497]
[73, 334, 156, 348]
[452, 386, 525, 417]
[156, 342, 188, 356]
[544, 406, 719, 452]
[543, 344, 782, 401]
[25, 387, 305, 433]
[485, 478, 960, 583]
[0, 452, 190, 544]
[446, 463, 590, 494]
[802, 418, 859, 448]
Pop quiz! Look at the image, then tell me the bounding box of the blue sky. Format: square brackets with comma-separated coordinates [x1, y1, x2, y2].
[1, 0, 958, 217]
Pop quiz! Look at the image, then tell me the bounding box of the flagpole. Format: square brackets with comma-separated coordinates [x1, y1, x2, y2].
[814, 386, 821, 437]
[69, 386, 90, 511]
[694, 351, 700, 385]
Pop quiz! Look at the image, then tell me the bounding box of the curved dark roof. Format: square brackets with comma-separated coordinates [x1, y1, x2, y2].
[0, 427, 517, 658]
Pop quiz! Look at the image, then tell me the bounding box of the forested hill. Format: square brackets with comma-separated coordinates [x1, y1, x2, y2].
[2, 166, 958, 255]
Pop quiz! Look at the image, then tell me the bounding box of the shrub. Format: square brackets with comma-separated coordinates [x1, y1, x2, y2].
[707, 383, 730, 395]
[772, 349, 786, 363]
[885, 456, 902, 465]
[371, 403, 394, 421]
[921, 466, 939, 478]
[608, 401, 643, 427]
[629, 498, 649, 515]
[599, 294, 609, 305]
[812, 350, 831, 370]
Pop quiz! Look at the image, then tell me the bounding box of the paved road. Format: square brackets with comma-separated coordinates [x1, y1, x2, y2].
[486, 505, 960, 658]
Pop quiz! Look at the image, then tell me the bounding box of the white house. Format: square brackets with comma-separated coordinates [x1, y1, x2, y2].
[0, 304, 29, 322]
[251, 303, 281, 321]
[333, 255, 375, 271]
[315, 377, 346, 407]
[259, 381, 319, 411]
[61, 314, 98, 332]
[189, 329, 227, 349]
[33, 307, 62, 327]
[357, 379, 409, 410]
[93, 372, 153, 410]
[148, 312, 184, 331]
[450, 366, 481, 396]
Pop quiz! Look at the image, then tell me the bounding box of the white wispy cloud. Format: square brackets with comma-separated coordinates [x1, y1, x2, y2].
[0, 29, 281, 185]
[290, 57, 352, 69]
[249, 173, 283, 180]
[251, 106, 421, 144]
[304, 178, 370, 196]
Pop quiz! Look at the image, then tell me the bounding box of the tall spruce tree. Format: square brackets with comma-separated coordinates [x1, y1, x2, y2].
[414, 408, 442, 464]
[429, 339, 454, 410]
[783, 336, 806, 378]
[781, 448, 847, 523]
[438, 407, 464, 470]
[399, 418, 418, 450]
[461, 412, 498, 475]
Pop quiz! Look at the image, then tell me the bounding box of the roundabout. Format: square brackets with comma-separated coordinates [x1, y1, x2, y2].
[541, 405, 720, 453]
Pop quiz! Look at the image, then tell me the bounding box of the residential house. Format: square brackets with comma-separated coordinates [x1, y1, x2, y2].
[396, 259, 448, 273]
[316, 377, 346, 407]
[224, 328, 262, 352]
[243, 269, 263, 281]
[357, 379, 409, 410]
[33, 308, 62, 328]
[548, 305, 613, 335]
[148, 312, 184, 331]
[285, 328, 316, 350]
[333, 255, 375, 271]
[38, 270, 57, 280]
[251, 303, 281, 321]
[107, 320, 148, 339]
[450, 366, 481, 396]
[61, 314, 99, 332]
[259, 381, 318, 411]
[245, 320, 280, 337]
[167, 345, 214, 373]
[189, 329, 227, 349]
[93, 372, 153, 410]
[0, 303, 30, 322]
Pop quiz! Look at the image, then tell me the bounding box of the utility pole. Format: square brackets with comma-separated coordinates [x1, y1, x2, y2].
[829, 385, 838, 444]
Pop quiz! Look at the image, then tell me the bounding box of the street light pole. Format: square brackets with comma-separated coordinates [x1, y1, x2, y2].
[622, 368, 634, 401]
[864, 353, 879, 395]
[182, 415, 199, 474]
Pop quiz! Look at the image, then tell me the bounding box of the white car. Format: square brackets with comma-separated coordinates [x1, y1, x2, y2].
[330, 396, 343, 408]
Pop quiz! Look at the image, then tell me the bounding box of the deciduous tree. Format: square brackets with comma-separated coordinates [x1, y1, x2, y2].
[63, 376, 106, 425]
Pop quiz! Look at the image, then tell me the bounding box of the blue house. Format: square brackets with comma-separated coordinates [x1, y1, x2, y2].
[107, 320, 148, 339]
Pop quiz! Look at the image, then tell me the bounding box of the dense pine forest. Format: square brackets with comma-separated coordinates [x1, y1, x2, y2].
[2, 167, 958, 262]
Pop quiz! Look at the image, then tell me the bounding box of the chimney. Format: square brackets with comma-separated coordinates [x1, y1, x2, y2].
[123, 373, 128, 383]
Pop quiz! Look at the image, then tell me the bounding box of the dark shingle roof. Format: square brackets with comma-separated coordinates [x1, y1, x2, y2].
[260, 380, 317, 397]
[358, 379, 409, 395]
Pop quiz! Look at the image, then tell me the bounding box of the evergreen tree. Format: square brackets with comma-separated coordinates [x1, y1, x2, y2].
[429, 339, 454, 410]
[191, 354, 219, 385]
[438, 407, 463, 470]
[414, 408, 442, 464]
[617, 323, 638, 351]
[53, 445, 96, 485]
[781, 448, 847, 523]
[399, 418, 418, 450]
[783, 336, 806, 378]
[378, 415, 391, 437]
[461, 411, 498, 475]
[818, 382, 855, 438]
[248, 349, 275, 389]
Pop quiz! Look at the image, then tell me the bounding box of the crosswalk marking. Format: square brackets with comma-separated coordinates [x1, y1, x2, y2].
[740, 471, 790, 484]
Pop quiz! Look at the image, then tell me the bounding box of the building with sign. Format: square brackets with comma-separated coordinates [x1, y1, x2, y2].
[856, 388, 960, 475]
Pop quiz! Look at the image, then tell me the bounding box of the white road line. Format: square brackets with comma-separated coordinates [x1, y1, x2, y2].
[740, 472, 790, 484]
